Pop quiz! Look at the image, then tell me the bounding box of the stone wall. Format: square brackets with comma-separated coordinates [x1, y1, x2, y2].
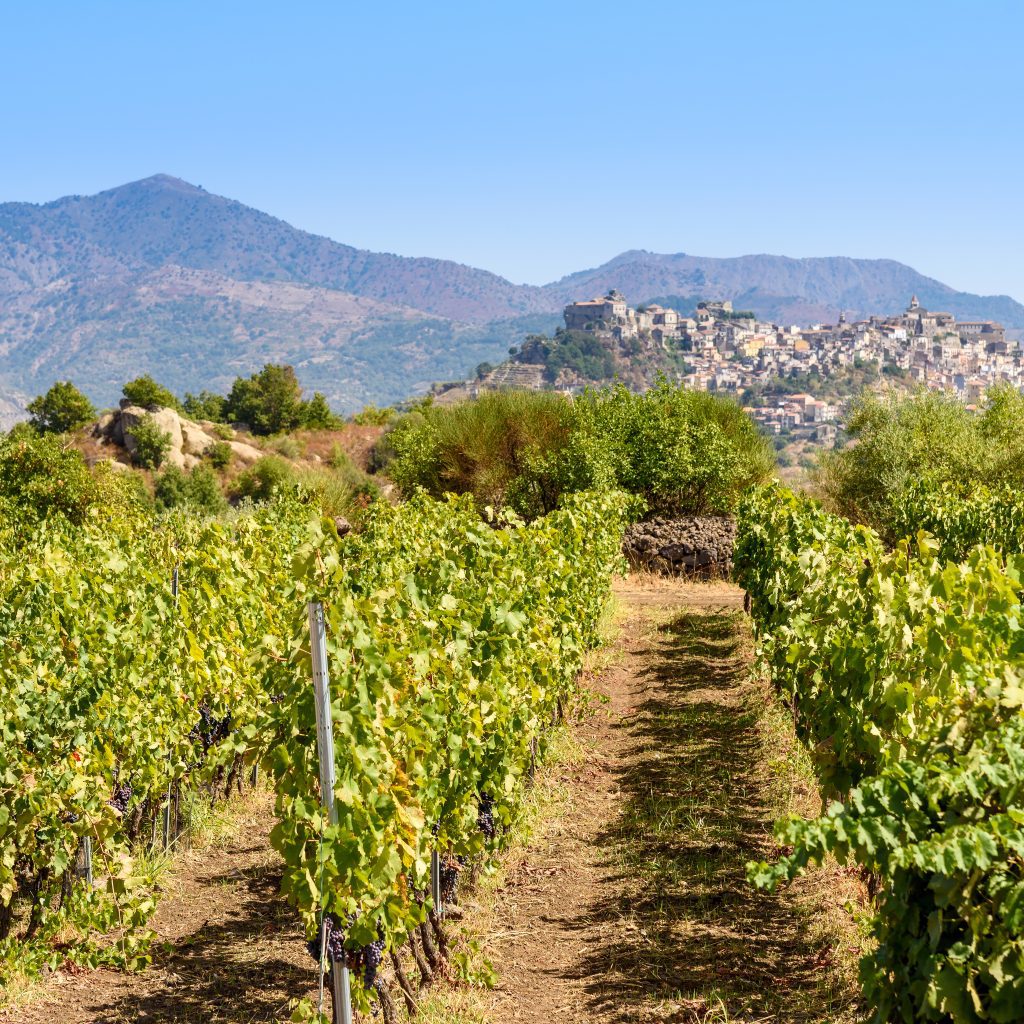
[623, 516, 736, 576]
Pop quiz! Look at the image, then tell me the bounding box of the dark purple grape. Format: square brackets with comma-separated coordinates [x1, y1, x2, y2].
[360, 937, 386, 987]
[307, 914, 347, 964]
[189, 704, 232, 753]
[440, 857, 461, 903]
[109, 781, 133, 814]
[477, 795, 496, 840]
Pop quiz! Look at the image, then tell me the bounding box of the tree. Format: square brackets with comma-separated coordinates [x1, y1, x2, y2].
[26, 381, 96, 434]
[225, 364, 305, 435]
[302, 392, 343, 429]
[129, 415, 172, 469]
[183, 390, 228, 422]
[123, 375, 182, 411]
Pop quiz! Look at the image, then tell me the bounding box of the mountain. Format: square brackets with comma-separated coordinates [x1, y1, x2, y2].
[547, 251, 1024, 329]
[1, 175, 1021, 426]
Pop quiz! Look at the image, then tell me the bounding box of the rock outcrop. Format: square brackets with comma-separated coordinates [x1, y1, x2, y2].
[623, 516, 736, 576]
[94, 401, 228, 470]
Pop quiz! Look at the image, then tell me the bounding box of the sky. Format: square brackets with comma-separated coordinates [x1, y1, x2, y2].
[1, 0, 1021, 300]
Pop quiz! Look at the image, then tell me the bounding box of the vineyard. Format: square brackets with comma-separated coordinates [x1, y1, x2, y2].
[0, 485, 627, 1020]
[9, 380, 1024, 1023]
[736, 484, 1024, 1022]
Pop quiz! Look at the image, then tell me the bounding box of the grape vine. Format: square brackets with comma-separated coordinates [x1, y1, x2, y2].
[737, 483, 1024, 1022]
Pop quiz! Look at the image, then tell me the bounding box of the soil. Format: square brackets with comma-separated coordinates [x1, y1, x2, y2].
[3, 576, 863, 1024]
[445, 575, 862, 1023]
[2, 792, 321, 1024]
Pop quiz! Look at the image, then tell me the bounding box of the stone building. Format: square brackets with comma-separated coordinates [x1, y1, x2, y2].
[562, 290, 682, 342]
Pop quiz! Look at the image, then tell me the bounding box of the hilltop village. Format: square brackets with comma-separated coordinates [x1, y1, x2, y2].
[432, 289, 1017, 444]
[559, 290, 1015, 437]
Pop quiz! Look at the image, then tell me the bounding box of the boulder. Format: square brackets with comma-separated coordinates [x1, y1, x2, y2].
[92, 411, 117, 439]
[228, 440, 264, 465]
[120, 404, 187, 469]
[180, 419, 218, 457]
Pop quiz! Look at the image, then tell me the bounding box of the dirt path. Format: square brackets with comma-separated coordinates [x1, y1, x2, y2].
[455, 577, 862, 1024]
[3, 790, 322, 1024]
[4, 577, 861, 1024]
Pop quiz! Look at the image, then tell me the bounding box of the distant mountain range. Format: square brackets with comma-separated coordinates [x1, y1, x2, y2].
[1, 174, 1021, 422]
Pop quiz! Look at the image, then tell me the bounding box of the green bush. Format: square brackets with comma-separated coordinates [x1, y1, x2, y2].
[351, 403, 395, 426]
[231, 454, 368, 522]
[26, 381, 96, 434]
[813, 387, 1017, 536]
[154, 464, 228, 514]
[384, 381, 774, 519]
[582, 382, 775, 515]
[204, 440, 233, 469]
[183, 390, 228, 422]
[129, 415, 172, 469]
[232, 456, 295, 503]
[123, 374, 183, 412]
[0, 434, 100, 524]
[266, 435, 303, 459]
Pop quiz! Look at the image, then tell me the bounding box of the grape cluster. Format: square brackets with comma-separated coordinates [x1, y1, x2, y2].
[439, 856, 461, 904]
[358, 937, 386, 987]
[109, 781, 133, 814]
[306, 914, 347, 964]
[189, 704, 232, 752]
[477, 795, 496, 839]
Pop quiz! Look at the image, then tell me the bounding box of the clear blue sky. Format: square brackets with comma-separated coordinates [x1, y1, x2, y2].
[1, 0, 1021, 299]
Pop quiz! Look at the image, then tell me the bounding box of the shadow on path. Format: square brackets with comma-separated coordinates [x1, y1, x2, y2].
[568, 610, 859, 1023]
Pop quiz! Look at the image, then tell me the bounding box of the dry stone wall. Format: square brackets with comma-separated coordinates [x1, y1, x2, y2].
[623, 516, 736, 576]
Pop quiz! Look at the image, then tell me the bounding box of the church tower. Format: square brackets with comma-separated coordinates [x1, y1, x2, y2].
[909, 294, 920, 311]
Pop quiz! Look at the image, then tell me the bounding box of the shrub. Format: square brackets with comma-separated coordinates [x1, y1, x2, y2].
[816, 388, 985, 535]
[267, 435, 302, 459]
[205, 440, 233, 469]
[232, 456, 295, 503]
[26, 381, 96, 434]
[580, 382, 775, 515]
[351, 403, 395, 427]
[0, 434, 100, 524]
[130, 415, 173, 469]
[123, 374, 182, 412]
[383, 382, 774, 519]
[154, 464, 227, 514]
[292, 465, 365, 520]
[386, 390, 598, 518]
[327, 444, 379, 500]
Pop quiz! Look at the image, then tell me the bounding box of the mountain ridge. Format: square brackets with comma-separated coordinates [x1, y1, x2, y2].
[0, 174, 1021, 423]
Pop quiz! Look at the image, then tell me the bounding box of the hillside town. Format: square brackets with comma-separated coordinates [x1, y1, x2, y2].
[561, 290, 1018, 440]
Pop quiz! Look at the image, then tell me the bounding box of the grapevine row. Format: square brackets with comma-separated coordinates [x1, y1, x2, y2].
[736, 484, 1024, 1022]
[253, 490, 628, 1014]
[0, 488, 627, 1012]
